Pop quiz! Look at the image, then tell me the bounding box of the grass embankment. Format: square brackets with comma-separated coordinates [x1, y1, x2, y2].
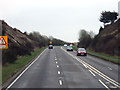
[72, 46, 78, 51]
[2, 47, 46, 83]
[72, 46, 120, 64]
[87, 50, 120, 64]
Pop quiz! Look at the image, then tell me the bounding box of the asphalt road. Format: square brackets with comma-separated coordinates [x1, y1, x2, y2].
[7, 46, 120, 89]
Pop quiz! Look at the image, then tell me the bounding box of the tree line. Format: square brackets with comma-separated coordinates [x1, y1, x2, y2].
[25, 31, 65, 46]
[2, 20, 65, 64]
[78, 11, 119, 56]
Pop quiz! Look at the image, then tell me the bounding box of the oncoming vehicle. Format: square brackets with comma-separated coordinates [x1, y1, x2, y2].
[49, 45, 53, 49]
[70, 44, 73, 47]
[77, 48, 87, 56]
[67, 46, 73, 51]
[64, 44, 67, 47]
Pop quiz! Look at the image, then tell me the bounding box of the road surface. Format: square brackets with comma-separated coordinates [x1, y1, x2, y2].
[7, 46, 120, 89]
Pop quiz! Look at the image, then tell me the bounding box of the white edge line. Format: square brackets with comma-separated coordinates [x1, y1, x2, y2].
[6, 48, 47, 89]
[89, 70, 96, 77]
[61, 47, 120, 87]
[98, 79, 110, 90]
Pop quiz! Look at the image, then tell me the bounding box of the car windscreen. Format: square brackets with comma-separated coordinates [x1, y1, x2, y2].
[49, 45, 53, 47]
[78, 48, 85, 51]
[67, 46, 72, 49]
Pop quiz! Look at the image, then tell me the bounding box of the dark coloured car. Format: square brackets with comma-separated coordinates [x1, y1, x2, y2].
[67, 46, 73, 51]
[77, 48, 87, 56]
[49, 45, 53, 49]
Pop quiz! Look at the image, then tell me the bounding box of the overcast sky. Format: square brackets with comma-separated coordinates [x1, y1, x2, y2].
[0, 0, 119, 42]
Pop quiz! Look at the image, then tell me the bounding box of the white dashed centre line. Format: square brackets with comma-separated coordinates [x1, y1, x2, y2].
[109, 86, 117, 88]
[58, 71, 61, 74]
[61, 47, 120, 88]
[55, 58, 57, 60]
[56, 62, 58, 64]
[59, 80, 63, 85]
[57, 65, 59, 68]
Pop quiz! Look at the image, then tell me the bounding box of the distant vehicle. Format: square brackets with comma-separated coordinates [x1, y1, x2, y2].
[77, 48, 87, 56]
[49, 45, 53, 49]
[64, 44, 67, 47]
[67, 46, 73, 51]
[70, 44, 73, 47]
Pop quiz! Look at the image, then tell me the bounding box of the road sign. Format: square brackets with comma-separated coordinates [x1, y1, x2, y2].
[0, 36, 8, 49]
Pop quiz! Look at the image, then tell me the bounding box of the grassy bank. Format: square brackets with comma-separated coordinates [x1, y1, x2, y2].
[87, 49, 120, 64]
[72, 46, 120, 64]
[72, 46, 78, 50]
[2, 47, 46, 83]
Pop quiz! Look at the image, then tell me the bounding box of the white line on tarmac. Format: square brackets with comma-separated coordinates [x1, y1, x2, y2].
[6, 48, 47, 89]
[56, 62, 58, 64]
[55, 58, 57, 60]
[57, 65, 59, 68]
[108, 67, 112, 70]
[59, 80, 63, 85]
[89, 70, 96, 76]
[61, 47, 120, 88]
[98, 79, 110, 90]
[58, 71, 61, 74]
[109, 86, 117, 88]
[83, 64, 87, 68]
[106, 82, 110, 84]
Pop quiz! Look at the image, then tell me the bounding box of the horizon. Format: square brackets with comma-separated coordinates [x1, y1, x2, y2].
[1, 0, 119, 42]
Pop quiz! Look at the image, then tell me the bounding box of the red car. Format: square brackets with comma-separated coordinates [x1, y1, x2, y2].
[77, 48, 87, 56]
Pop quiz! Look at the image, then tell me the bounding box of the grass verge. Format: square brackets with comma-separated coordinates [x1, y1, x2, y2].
[72, 46, 78, 51]
[87, 49, 120, 64]
[72, 46, 120, 64]
[2, 47, 46, 83]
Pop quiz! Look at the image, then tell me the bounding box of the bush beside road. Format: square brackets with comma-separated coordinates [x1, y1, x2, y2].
[2, 47, 46, 83]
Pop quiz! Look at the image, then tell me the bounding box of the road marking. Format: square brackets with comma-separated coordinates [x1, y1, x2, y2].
[61, 47, 120, 88]
[89, 70, 96, 76]
[56, 62, 58, 64]
[57, 65, 59, 68]
[59, 80, 63, 85]
[106, 82, 110, 84]
[55, 58, 57, 60]
[109, 86, 117, 88]
[108, 67, 112, 70]
[83, 64, 87, 68]
[98, 79, 110, 90]
[58, 71, 61, 74]
[6, 48, 47, 89]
